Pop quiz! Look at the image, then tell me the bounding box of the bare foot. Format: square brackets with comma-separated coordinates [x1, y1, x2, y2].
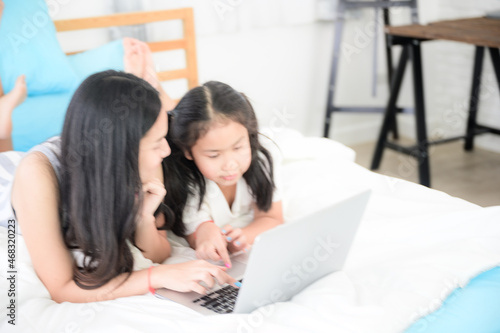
[123, 38, 162, 89]
[123, 37, 145, 79]
[133, 40, 176, 109]
[122, 37, 176, 110]
[138, 41, 161, 90]
[0, 75, 27, 139]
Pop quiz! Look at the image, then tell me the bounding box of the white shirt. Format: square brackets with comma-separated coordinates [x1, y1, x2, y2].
[183, 136, 282, 235]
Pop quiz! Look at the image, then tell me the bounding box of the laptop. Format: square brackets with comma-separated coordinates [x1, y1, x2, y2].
[155, 190, 371, 315]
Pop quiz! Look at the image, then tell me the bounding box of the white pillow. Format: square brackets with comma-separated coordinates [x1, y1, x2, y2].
[260, 128, 356, 164]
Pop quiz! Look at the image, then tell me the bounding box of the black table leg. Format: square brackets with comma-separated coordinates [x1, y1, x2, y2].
[323, 1, 346, 138]
[488, 47, 500, 95]
[383, 4, 399, 140]
[371, 44, 410, 170]
[323, 0, 416, 138]
[410, 40, 430, 187]
[464, 46, 485, 151]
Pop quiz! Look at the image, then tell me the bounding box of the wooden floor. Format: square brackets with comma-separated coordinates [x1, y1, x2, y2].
[349, 140, 500, 207]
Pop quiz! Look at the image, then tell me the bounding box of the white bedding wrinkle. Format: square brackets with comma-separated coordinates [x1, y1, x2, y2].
[1, 129, 499, 333]
[0, 151, 25, 230]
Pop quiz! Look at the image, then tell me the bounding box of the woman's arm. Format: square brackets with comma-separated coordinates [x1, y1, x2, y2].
[135, 213, 171, 264]
[12, 152, 117, 302]
[135, 166, 171, 263]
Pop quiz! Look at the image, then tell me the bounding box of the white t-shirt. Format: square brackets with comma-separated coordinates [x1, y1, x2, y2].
[183, 136, 282, 235]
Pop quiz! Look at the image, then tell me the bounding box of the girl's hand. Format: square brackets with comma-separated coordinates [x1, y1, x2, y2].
[221, 225, 250, 253]
[141, 179, 166, 219]
[194, 222, 232, 268]
[152, 260, 237, 294]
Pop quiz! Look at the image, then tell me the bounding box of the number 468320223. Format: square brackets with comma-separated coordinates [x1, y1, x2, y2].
[7, 219, 16, 269]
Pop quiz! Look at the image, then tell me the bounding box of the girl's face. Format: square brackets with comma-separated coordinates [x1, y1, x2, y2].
[138, 109, 170, 182]
[187, 120, 252, 188]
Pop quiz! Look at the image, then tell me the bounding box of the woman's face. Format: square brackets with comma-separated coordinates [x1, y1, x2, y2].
[138, 109, 170, 182]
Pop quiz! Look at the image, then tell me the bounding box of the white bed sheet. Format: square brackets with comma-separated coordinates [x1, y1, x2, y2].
[1, 130, 500, 333]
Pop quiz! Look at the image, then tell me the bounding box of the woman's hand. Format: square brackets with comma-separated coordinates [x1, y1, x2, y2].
[193, 222, 232, 268]
[221, 225, 251, 253]
[152, 260, 237, 294]
[141, 178, 166, 219]
[135, 178, 170, 263]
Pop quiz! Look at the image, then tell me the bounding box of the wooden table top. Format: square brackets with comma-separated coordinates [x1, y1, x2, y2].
[385, 17, 500, 48]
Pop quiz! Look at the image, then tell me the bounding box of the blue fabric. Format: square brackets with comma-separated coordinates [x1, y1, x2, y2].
[68, 39, 124, 83]
[9, 36, 124, 151]
[0, 0, 78, 95]
[404, 266, 500, 333]
[12, 92, 72, 151]
[1, 0, 125, 151]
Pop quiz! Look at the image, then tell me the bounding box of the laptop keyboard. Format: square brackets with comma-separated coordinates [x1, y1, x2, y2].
[192, 281, 242, 314]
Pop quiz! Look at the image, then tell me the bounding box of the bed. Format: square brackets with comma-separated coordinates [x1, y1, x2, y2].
[1, 128, 500, 332]
[1, 3, 500, 333]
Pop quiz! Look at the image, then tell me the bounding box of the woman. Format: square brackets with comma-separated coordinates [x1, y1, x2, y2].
[11, 70, 236, 303]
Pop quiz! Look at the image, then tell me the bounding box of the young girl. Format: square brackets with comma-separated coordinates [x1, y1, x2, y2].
[164, 81, 284, 268]
[11, 71, 236, 303]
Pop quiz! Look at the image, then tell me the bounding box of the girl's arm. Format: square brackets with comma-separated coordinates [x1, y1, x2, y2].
[245, 200, 284, 244]
[224, 201, 284, 251]
[186, 222, 232, 268]
[12, 153, 236, 303]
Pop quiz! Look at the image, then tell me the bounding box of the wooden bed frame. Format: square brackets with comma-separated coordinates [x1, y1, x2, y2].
[53, 8, 199, 91]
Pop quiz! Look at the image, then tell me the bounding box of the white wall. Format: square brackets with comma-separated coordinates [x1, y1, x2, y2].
[50, 0, 112, 52]
[304, 0, 500, 153]
[50, 0, 500, 153]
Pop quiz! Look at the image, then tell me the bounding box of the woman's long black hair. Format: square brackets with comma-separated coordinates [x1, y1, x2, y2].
[59, 70, 162, 289]
[163, 81, 275, 237]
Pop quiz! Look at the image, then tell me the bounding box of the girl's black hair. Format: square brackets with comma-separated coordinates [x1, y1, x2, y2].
[59, 70, 162, 289]
[163, 81, 275, 236]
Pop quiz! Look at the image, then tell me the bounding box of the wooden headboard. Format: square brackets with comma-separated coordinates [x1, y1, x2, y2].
[53, 8, 198, 90]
